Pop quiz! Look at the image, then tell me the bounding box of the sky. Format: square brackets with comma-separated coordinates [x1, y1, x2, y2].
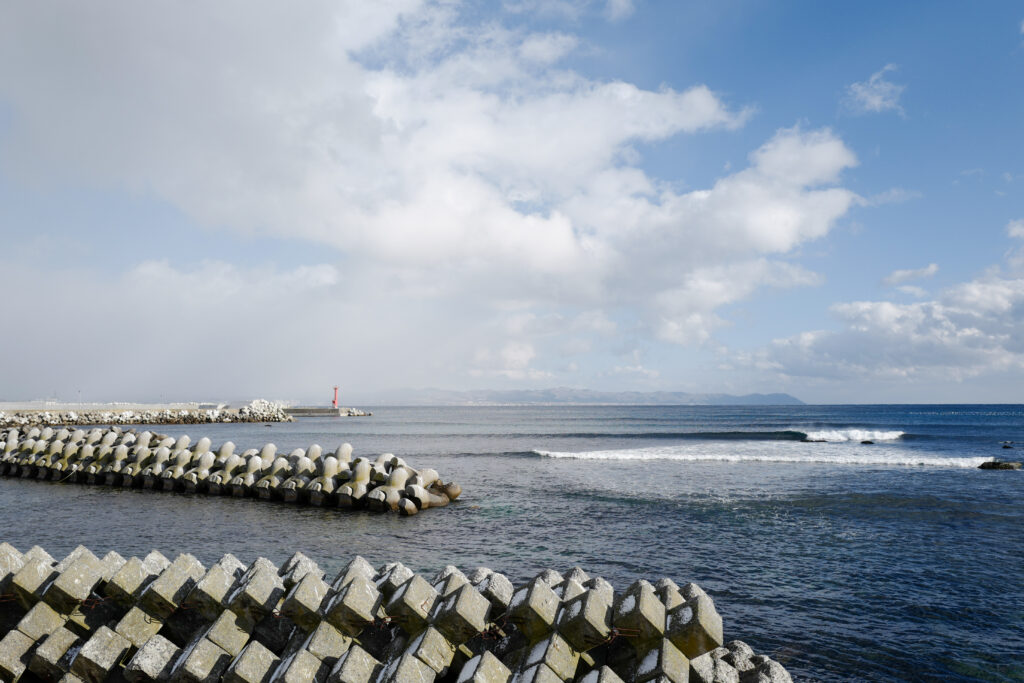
[1, 1, 1022, 405]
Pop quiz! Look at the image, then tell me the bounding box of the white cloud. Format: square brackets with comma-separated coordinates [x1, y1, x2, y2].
[1007, 219, 1024, 239]
[605, 0, 636, 22]
[845, 64, 905, 115]
[0, 2, 865, 398]
[883, 263, 938, 286]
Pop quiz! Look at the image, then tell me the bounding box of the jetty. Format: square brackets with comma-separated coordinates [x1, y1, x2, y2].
[0, 544, 792, 682]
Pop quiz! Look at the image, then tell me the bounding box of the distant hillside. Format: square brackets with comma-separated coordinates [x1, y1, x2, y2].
[376, 387, 804, 406]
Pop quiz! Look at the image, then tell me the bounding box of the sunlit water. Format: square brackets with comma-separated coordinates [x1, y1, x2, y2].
[2, 405, 1022, 682]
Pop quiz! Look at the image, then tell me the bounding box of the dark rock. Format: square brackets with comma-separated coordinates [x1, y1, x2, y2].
[979, 460, 1022, 470]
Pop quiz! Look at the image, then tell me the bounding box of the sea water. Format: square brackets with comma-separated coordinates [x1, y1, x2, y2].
[1, 404, 1022, 682]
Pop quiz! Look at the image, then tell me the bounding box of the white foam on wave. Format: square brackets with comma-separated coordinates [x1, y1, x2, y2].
[801, 429, 904, 442]
[534, 443, 990, 469]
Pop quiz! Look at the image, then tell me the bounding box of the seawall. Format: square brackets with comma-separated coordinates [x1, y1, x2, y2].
[0, 544, 792, 682]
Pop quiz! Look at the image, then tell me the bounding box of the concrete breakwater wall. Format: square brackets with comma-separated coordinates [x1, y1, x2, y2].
[0, 544, 792, 683]
[0, 427, 461, 515]
[0, 401, 294, 429]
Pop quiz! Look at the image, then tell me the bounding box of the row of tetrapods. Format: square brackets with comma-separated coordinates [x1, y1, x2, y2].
[0, 426, 461, 515]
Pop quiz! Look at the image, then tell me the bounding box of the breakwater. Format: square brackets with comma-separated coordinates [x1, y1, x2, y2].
[0, 427, 460, 515]
[0, 544, 792, 682]
[0, 400, 294, 429]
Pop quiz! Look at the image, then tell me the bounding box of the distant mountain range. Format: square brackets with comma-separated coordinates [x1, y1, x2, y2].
[368, 387, 804, 406]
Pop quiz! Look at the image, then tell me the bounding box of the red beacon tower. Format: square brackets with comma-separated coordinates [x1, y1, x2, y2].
[332, 386, 339, 409]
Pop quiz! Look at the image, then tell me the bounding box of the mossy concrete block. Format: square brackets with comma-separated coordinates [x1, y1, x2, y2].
[46, 551, 106, 612]
[187, 563, 238, 621]
[405, 626, 456, 674]
[29, 625, 80, 680]
[375, 562, 414, 601]
[300, 621, 351, 667]
[378, 652, 436, 683]
[0, 628, 35, 681]
[521, 632, 579, 681]
[433, 584, 490, 644]
[281, 571, 330, 632]
[324, 575, 382, 637]
[455, 651, 511, 683]
[204, 609, 253, 657]
[577, 666, 626, 683]
[327, 644, 380, 683]
[17, 600, 67, 641]
[275, 649, 330, 682]
[105, 558, 159, 606]
[386, 574, 439, 636]
[0, 541, 25, 592]
[475, 572, 513, 616]
[613, 582, 665, 651]
[138, 566, 195, 620]
[330, 557, 375, 592]
[172, 636, 232, 682]
[634, 640, 688, 683]
[168, 554, 205, 583]
[11, 556, 58, 610]
[222, 640, 279, 683]
[514, 662, 562, 683]
[228, 560, 286, 622]
[435, 573, 469, 598]
[556, 590, 611, 652]
[141, 551, 170, 576]
[123, 634, 180, 682]
[534, 570, 562, 588]
[100, 551, 128, 584]
[556, 579, 585, 603]
[281, 552, 323, 590]
[71, 625, 131, 682]
[114, 606, 164, 649]
[583, 579, 614, 608]
[666, 596, 722, 660]
[507, 579, 560, 643]
[688, 649, 738, 683]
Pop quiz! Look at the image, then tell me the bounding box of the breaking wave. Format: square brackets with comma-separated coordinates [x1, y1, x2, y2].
[800, 429, 905, 442]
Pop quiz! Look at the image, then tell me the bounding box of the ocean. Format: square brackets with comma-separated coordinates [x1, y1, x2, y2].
[2, 404, 1022, 682]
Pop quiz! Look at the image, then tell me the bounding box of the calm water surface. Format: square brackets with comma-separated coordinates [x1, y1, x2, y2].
[2, 405, 1022, 682]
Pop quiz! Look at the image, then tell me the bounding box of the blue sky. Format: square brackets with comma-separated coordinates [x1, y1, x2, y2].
[0, 1, 1022, 404]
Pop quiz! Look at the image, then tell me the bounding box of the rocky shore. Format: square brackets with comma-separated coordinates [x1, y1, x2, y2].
[0, 544, 791, 682]
[0, 426, 460, 515]
[0, 400, 294, 429]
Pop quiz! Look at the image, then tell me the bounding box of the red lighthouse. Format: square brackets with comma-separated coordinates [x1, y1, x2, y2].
[332, 386, 339, 409]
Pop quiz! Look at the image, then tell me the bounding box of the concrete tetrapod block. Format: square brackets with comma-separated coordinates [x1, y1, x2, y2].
[507, 578, 561, 643]
[513, 662, 562, 683]
[654, 580, 685, 612]
[688, 648, 739, 683]
[123, 634, 181, 682]
[300, 621, 352, 668]
[633, 639, 689, 683]
[16, 599, 67, 641]
[280, 571, 330, 632]
[280, 552, 323, 590]
[114, 606, 165, 650]
[556, 589, 612, 652]
[665, 595, 723, 660]
[432, 583, 491, 645]
[474, 572, 514, 617]
[375, 562, 415, 602]
[187, 563, 240, 622]
[100, 551, 129, 585]
[738, 656, 792, 683]
[520, 632, 579, 681]
[330, 557, 376, 592]
[0, 628, 36, 681]
[171, 636, 232, 683]
[612, 582, 665, 653]
[222, 640, 280, 683]
[29, 625, 81, 680]
[64, 593, 126, 638]
[273, 648, 331, 682]
[387, 574, 439, 636]
[70, 625, 131, 682]
[324, 574, 383, 637]
[377, 652, 437, 683]
[456, 651, 512, 683]
[252, 613, 297, 656]
[327, 644, 381, 683]
[404, 626, 456, 674]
